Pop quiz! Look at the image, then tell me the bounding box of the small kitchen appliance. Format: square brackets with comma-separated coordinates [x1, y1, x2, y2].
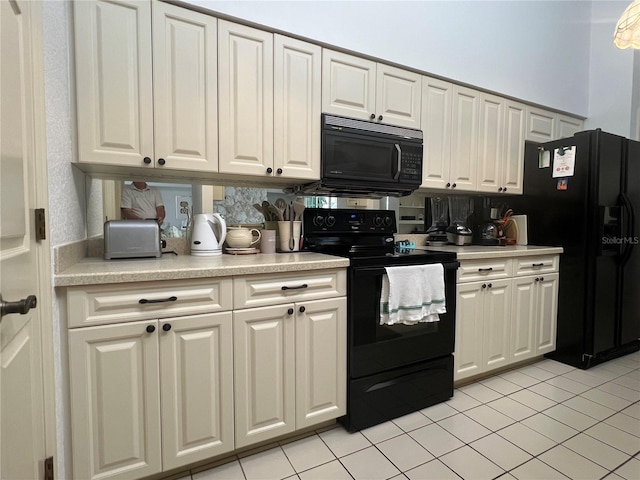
[303, 208, 458, 431]
[446, 196, 473, 245]
[104, 220, 162, 259]
[425, 196, 449, 245]
[190, 213, 226, 256]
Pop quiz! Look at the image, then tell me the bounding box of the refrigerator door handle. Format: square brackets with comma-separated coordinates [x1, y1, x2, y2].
[620, 193, 635, 265]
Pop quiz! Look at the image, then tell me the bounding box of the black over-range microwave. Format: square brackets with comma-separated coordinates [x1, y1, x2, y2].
[300, 114, 424, 197]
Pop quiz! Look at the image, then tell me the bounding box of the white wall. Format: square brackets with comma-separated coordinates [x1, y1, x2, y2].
[188, 0, 594, 116]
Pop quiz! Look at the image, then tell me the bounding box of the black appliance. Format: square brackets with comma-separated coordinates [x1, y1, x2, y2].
[295, 114, 423, 198]
[303, 208, 458, 431]
[507, 130, 640, 369]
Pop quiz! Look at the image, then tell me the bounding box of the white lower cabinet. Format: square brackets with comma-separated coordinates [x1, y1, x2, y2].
[67, 270, 346, 479]
[455, 279, 511, 380]
[234, 297, 346, 447]
[68, 312, 233, 480]
[454, 256, 559, 382]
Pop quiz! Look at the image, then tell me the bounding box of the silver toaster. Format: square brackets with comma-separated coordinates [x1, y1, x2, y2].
[104, 220, 162, 260]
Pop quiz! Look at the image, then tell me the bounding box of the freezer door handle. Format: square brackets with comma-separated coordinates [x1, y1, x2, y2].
[620, 193, 635, 265]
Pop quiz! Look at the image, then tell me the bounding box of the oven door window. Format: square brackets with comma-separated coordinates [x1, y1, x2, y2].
[349, 265, 455, 379]
[324, 131, 398, 182]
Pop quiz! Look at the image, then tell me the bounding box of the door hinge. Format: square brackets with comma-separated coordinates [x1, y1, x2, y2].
[35, 208, 46, 241]
[44, 456, 54, 480]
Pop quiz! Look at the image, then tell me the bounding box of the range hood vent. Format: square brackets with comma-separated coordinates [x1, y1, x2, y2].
[283, 181, 418, 199]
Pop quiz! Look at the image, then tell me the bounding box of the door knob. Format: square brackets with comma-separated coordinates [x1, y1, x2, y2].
[0, 294, 37, 319]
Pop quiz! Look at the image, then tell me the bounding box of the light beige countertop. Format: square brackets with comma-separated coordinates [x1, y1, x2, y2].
[54, 252, 350, 287]
[416, 245, 563, 260]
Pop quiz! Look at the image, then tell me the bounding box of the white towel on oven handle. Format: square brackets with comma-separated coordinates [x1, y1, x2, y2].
[380, 264, 446, 326]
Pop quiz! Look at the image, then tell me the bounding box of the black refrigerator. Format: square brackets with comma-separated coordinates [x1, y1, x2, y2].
[507, 129, 640, 369]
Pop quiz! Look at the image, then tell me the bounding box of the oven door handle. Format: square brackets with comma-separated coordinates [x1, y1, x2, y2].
[353, 261, 459, 276]
[394, 144, 401, 180]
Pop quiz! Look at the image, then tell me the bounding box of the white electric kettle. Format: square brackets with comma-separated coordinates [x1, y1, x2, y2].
[191, 213, 227, 256]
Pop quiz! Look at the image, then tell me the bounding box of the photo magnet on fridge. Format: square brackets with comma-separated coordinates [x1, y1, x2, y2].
[557, 178, 568, 190]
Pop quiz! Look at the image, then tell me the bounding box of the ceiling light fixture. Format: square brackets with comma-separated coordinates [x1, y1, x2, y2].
[614, 0, 640, 49]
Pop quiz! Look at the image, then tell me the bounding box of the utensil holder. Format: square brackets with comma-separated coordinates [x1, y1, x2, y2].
[277, 221, 301, 252]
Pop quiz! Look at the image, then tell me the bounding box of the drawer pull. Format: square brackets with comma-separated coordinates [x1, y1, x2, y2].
[139, 296, 178, 304]
[478, 267, 493, 272]
[532, 263, 544, 267]
[281, 284, 308, 291]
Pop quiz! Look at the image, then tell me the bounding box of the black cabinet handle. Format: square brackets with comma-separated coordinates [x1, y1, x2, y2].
[452, 183, 457, 188]
[478, 267, 493, 272]
[146, 325, 156, 333]
[488, 283, 493, 288]
[299, 306, 306, 313]
[482, 283, 487, 289]
[370, 113, 376, 120]
[281, 284, 308, 291]
[498, 187, 503, 192]
[162, 323, 172, 332]
[143, 157, 152, 164]
[539, 277, 544, 282]
[139, 296, 178, 304]
[446, 183, 451, 188]
[535, 277, 539, 282]
[157, 158, 165, 166]
[266, 167, 273, 174]
[276, 168, 283, 175]
[378, 115, 383, 121]
[532, 263, 544, 267]
[503, 187, 507, 192]
[287, 308, 294, 315]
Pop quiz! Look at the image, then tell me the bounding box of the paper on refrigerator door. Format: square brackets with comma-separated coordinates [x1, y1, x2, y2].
[552, 146, 576, 177]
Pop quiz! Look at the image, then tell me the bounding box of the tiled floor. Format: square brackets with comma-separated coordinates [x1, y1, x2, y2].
[177, 354, 640, 480]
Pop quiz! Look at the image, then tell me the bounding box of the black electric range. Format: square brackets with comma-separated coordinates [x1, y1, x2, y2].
[303, 208, 459, 431]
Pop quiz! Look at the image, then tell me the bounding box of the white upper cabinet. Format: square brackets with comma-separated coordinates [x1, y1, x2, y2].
[74, 1, 217, 171]
[218, 21, 274, 176]
[273, 35, 322, 180]
[152, 1, 218, 172]
[420, 77, 452, 189]
[322, 50, 421, 128]
[556, 113, 584, 139]
[477, 96, 525, 195]
[74, 0, 154, 167]
[449, 85, 480, 191]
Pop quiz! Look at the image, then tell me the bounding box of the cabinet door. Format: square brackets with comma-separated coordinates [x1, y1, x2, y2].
[510, 276, 537, 362]
[536, 273, 559, 355]
[420, 76, 452, 189]
[502, 100, 526, 194]
[555, 114, 583, 139]
[218, 21, 273, 175]
[152, 2, 218, 172]
[295, 298, 347, 429]
[234, 305, 295, 447]
[477, 93, 504, 194]
[160, 313, 234, 470]
[482, 279, 511, 371]
[526, 106, 555, 143]
[454, 282, 484, 380]
[321, 49, 376, 121]
[68, 320, 161, 480]
[74, 0, 154, 167]
[274, 35, 321, 180]
[375, 64, 421, 128]
[450, 85, 479, 191]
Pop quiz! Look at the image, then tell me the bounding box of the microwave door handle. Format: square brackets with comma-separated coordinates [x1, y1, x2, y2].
[394, 144, 401, 180]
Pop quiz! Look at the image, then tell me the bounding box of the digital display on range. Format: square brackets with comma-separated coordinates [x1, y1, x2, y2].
[348, 213, 365, 224]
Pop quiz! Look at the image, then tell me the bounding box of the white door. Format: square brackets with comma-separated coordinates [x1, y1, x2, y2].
[476, 93, 503, 194]
[536, 273, 559, 355]
[502, 100, 526, 194]
[233, 305, 295, 448]
[454, 282, 484, 380]
[1, 1, 48, 477]
[510, 276, 537, 362]
[481, 279, 511, 370]
[450, 85, 479, 191]
[375, 64, 421, 128]
[295, 298, 346, 429]
[420, 76, 452, 189]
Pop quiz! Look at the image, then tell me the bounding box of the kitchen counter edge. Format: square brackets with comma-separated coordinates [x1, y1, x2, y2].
[54, 252, 350, 287]
[416, 245, 563, 260]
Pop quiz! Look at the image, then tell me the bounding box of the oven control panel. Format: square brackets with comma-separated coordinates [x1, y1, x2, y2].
[304, 208, 396, 234]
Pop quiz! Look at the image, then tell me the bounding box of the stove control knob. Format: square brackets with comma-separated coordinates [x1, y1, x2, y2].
[384, 216, 393, 226]
[326, 215, 336, 227]
[313, 215, 324, 226]
[373, 216, 383, 227]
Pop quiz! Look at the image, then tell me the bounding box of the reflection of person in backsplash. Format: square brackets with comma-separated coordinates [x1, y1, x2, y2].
[121, 181, 166, 225]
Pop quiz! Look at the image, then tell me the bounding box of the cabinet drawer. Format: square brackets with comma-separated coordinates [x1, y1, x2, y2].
[513, 255, 559, 276]
[233, 269, 346, 309]
[67, 278, 233, 328]
[457, 259, 513, 283]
